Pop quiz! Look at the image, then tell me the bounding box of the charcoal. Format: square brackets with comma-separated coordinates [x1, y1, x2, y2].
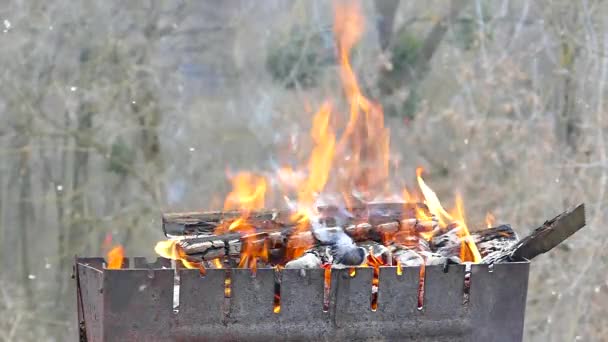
[332, 245, 366, 266]
[432, 227, 462, 258]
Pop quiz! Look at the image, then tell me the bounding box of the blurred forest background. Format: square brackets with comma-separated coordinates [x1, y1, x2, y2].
[0, 0, 606, 340]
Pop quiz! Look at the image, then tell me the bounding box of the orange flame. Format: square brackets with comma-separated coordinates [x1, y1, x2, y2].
[451, 195, 482, 263]
[333, 0, 390, 197]
[238, 233, 269, 273]
[106, 245, 124, 270]
[296, 102, 336, 210]
[152, 0, 487, 269]
[224, 172, 267, 215]
[367, 250, 385, 311]
[416, 168, 481, 263]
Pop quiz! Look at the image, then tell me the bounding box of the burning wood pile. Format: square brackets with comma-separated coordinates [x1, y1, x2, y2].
[160, 199, 518, 271]
[159, 197, 584, 271]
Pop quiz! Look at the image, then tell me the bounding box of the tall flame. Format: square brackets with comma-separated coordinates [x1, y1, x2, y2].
[296, 102, 336, 210]
[334, 0, 390, 198]
[153, 0, 486, 269]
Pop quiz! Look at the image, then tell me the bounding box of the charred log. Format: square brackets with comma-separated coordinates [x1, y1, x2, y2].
[485, 204, 585, 263]
[511, 203, 585, 260]
[163, 203, 430, 237]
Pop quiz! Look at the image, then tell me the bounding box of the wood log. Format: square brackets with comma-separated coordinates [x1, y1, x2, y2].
[484, 204, 585, 263]
[472, 224, 518, 259]
[511, 203, 585, 260]
[162, 202, 430, 237]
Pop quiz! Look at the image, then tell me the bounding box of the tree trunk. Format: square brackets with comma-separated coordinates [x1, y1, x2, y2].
[66, 107, 93, 256]
[54, 111, 70, 305]
[18, 137, 34, 309]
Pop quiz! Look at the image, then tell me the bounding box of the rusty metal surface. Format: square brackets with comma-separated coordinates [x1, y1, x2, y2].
[76, 258, 529, 341]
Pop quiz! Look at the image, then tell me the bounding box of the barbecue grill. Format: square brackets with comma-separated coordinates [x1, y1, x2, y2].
[75, 257, 529, 341]
[75, 203, 585, 341]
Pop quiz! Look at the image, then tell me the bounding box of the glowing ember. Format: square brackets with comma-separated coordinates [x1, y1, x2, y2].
[366, 251, 385, 311]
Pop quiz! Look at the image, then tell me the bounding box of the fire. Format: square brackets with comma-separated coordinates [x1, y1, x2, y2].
[296, 101, 336, 209]
[154, 240, 206, 274]
[224, 172, 267, 215]
[106, 245, 124, 270]
[152, 0, 487, 271]
[366, 250, 386, 311]
[273, 266, 282, 314]
[212, 258, 223, 269]
[451, 195, 482, 263]
[238, 232, 269, 273]
[415, 168, 481, 263]
[416, 168, 452, 226]
[333, 0, 390, 196]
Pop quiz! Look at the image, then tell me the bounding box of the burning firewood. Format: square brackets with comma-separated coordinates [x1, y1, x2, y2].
[162, 203, 431, 237]
[159, 202, 586, 271]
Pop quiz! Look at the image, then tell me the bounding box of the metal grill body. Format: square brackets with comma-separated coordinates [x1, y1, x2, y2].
[75, 257, 529, 341]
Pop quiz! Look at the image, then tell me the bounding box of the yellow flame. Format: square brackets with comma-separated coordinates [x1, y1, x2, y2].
[224, 172, 267, 215]
[451, 195, 482, 263]
[416, 168, 453, 226]
[296, 102, 336, 209]
[154, 240, 205, 272]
